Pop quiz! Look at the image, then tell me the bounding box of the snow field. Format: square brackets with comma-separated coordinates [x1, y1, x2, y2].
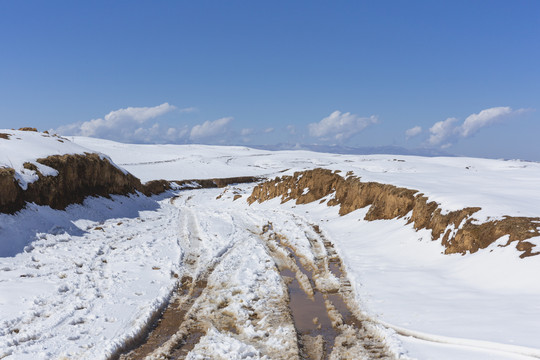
[2, 136, 540, 359]
[74, 137, 540, 221]
[0, 194, 183, 359]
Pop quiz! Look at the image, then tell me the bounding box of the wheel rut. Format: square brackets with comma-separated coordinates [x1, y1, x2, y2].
[260, 220, 395, 360]
[114, 196, 396, 359]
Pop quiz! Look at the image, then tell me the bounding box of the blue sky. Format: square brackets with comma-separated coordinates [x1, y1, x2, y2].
[1, 1, 539, 160]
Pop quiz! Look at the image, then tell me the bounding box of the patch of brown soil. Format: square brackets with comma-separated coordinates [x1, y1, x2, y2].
[117, 276, 206, 360]
[141, 176, 261, 196]
[18, 127, 38, 132]
[0, 133, 10, 140]
[248, 168, 540, 257]
[140, 179, 172, 196]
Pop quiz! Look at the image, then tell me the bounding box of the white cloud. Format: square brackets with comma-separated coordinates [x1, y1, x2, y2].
[264, 127, 274, 133]
[459, 106, 513, 137]
[165, 126, 189, 141]
[287, 125, 296, 135]
[428, 117, 459, 146]
[179, 107, 197, 113]
[426, 106, 528, 148]
[81, 103, 175, 137]
[308, 111, 378, 141]
[55, 103, 177, 142]
[241, 128, 253, 136]
[190, 117, 233, 140]
[405, 126, 422, 139]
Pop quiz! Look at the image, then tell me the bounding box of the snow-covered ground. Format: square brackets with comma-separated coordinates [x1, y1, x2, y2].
[74, 136, 540, 221]
[1, 135, 540, 359]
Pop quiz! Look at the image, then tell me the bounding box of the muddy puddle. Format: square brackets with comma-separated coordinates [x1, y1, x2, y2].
[265, 221, 394, 360]
[276, 235, 346, 358]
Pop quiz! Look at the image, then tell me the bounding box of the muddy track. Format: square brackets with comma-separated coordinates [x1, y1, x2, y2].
[260, 219, 394, 360]
[115, 202, 395, 359]
[117, 208, 238, 359]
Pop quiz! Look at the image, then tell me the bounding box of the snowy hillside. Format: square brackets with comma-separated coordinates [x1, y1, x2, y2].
[1, 135, 540, 359]
[0, 129, 93, 189]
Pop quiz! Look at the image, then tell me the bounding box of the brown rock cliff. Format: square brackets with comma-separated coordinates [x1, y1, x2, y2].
[247, 168, 540, 257]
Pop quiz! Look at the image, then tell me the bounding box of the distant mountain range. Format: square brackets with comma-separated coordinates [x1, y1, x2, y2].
[248, 143, 453, 157]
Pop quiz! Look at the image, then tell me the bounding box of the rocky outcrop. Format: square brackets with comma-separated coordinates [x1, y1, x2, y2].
[1, 152, 261, 214]
[247, 168, 540, 258]
[1, 153, 143, 214]
[0, 167, 24, 213]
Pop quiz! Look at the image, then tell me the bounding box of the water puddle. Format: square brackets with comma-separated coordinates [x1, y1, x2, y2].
[281, 266, 336, 358]
[265, 221, 394, 360]
[275, 233, 356, 359]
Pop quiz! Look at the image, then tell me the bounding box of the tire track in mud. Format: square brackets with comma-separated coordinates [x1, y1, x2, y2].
[260, 219, 395, 360]
[115, 192, 396, 359]
[118, 201, 254, 359]
[118, 208, 208, 359]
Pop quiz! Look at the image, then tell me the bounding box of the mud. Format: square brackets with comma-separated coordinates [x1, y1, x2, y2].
[116, 210, 297, 359]
[115, 211, 394, 359]
[248, 168, 540, 257]
[261, 221, 395, 359]
[117, 276, 207, 359]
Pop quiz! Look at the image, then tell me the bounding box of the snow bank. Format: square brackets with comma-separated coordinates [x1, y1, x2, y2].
[0, 194, 183, 359]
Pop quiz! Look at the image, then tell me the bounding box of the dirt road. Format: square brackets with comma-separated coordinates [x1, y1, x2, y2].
[116, 188, 396, 360]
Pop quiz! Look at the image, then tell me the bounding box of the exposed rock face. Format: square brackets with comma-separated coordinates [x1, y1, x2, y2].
[0, 167, 24, 213]
[18, 127, 38, 132]
[247, 168, 540, 258]
[1, 153, 143, 214]
[142, 177, 261, 196]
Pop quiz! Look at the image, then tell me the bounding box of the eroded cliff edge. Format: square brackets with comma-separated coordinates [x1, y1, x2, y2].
[247, 168, 540, 258]
[0, 152, 259, 215]
[0, 153, 144, 214]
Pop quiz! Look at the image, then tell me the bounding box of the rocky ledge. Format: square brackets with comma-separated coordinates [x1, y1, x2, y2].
[247, 168, 540, 258]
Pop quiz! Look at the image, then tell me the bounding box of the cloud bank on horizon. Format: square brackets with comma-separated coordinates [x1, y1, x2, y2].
[53, 105, 380, 145]
[54, 103, 530, 152]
